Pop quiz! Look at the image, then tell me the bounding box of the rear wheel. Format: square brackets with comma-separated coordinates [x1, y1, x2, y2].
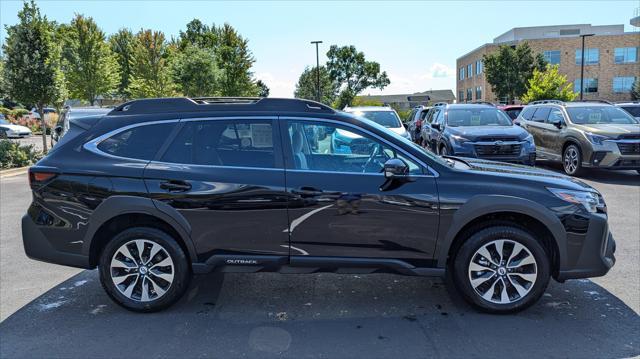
[99, 227, 191, 312]
[563, 144, 584, 176]
[451, 225, 550, 313]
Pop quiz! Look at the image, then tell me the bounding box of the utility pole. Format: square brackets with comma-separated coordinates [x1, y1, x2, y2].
[310, 41, 323, 102]
[579, 34, 595, 101]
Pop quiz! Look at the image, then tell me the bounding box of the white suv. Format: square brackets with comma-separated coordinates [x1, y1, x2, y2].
[343, 106, 411, 140]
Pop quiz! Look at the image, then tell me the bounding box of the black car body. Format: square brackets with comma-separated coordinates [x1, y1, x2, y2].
[424, 104, 536, 165]
[23, 97, 615, 313]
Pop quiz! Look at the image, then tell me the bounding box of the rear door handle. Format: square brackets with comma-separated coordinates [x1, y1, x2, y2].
[160, 180, 192, 192]
[291, 186, 324, 196]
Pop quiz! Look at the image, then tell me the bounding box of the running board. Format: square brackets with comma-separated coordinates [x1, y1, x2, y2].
[192, 254, 445, 277]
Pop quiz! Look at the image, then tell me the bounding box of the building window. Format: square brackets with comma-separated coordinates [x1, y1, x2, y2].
[467, 64, 473, 78]
[459, 67, 465, 80]
[614, 47, 638, 64]
[613, 76, 636, 93]
[574, 78, 598, 93]
[475, 86, 482, 100]
[466, 88, 473, 102]
[476, 60, 483, 75]
[575, 48, 599, 65]
[543, 50, 561, 65]
[458, 90, 464, 102]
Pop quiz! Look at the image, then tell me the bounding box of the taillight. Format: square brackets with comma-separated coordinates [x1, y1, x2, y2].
[29, 171, 57, 189]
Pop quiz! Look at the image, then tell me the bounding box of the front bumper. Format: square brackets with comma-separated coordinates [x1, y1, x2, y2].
[21, 214, 90, 269]
[556, 212, 616, 281]
[584, 140, 640, 169]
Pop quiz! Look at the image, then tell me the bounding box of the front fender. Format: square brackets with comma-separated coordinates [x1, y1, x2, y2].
[436, 195, 568, 269]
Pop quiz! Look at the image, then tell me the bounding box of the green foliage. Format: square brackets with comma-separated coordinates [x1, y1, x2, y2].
[128, 29, 177, 98]
[256, 80, 269, 97]
[178, 19, 217, 50]
[2, 0, 66, 152]
[294, 66, 338, 106]
[351, 97, 383, 106]
[216, 24, 257, 96]
[522, 65, 577, 103]
[109, 28, 136, 99]
[483, 42, 546, 103]
[0, 140, 43, 169]
[0, 58, 6, 100]
[0, 107, 29, 120]
[326, 45, 390, 109]
[171, 45, 220, 97]
[631, 80, 640, 101]
[61, 14, 119, 105]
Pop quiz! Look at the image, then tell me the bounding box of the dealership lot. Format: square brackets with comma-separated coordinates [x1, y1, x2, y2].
[0, 166, 638, 358]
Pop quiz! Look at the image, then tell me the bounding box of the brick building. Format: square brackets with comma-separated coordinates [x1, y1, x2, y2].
[456, 24, 640, 104]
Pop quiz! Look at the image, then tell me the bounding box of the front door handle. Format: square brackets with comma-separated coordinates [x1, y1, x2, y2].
[291, 186, 324, 197]
[160, 180, 192, 192]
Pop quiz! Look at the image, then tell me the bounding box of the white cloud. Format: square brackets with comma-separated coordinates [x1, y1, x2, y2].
[422, 63, 455, 79]
[254, 72, 296, 98]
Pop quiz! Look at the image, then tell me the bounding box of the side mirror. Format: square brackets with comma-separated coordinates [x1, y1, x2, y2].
[551, 119, 563, 129]
[431, 123, 441, 131]
[381, 159, 413, 191]
[54, 125, 63, 135]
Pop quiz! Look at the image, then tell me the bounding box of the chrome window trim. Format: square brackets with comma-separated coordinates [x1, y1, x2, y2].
[146, 160, 284, 172]
[281, 116, 439, 177]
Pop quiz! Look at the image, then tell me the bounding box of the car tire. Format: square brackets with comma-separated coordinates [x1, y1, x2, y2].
[99, 227, 191, 312]
[563, 144, 584, 176]
[451, 225, 550, 314]
[439, 144, 448, 156]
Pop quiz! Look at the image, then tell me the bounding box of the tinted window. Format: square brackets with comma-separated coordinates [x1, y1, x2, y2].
[447, 108, 512, 127]
[620, 106, 640, 118]
[288, 121, 421, 174]
[97, 123, 174, 160]
[548, 109, 565, 123]
[161, 120, 276, 168]
[504, 109, 522, 120]
[353, 111, 401, 128]
[520, 107, 536, 121]
[531, 107, 551, 123]
[567, 107, 639, 125]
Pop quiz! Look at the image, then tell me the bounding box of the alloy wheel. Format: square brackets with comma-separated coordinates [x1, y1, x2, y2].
[110, 239, 175, 302]
[467, 239, 537, 304]
[564, 147, 579, 174]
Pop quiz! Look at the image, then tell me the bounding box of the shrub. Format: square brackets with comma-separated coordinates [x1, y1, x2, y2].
[0, 140, 43, 169]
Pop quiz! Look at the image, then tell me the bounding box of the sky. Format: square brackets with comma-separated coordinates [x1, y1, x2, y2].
[1, 0, 638, 97]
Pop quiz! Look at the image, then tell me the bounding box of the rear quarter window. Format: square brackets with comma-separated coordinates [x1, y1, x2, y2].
[520, 107, 536, 121]
[97, 123, 174, 160]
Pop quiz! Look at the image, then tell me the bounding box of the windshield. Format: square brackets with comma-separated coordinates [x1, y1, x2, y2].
[447, 108, 512, 127]
[354, 111, 402, 128]
[504, 108, 522, 120]
[567, 106, 639, 124]
[620, 106, 640, 118]
[0, 119, 8, 125]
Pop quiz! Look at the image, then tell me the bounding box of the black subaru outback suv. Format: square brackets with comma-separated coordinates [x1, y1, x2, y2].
[22, 97, 615, 313]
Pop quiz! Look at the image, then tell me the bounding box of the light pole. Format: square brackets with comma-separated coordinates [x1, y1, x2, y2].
[310, 41, 323, 102]
[579, 34, 595, 101]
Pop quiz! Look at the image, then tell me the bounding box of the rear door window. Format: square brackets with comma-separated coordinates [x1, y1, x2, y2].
[97, 123, 174, 160]
[161, 120, 277, 168]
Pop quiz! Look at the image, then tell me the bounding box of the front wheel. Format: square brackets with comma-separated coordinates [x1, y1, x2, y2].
[451, 225, 550, 313]
[563, 144, 584, 176]
[99, 227, 191, 312]
[439, 145, 449, 156]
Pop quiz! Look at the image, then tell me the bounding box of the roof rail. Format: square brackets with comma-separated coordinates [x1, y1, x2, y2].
[470, 101, 495, 106]
[527, 100, 566, 105]
[108, 97, 335, 116]
[570, 99, 613, 105]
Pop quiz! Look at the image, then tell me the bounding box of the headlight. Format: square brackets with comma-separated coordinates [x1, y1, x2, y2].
[547, 187, 605, 213]
[450, 134, 468, 145]
[524, 133, 534, 144]
[585, 132, 609, 145]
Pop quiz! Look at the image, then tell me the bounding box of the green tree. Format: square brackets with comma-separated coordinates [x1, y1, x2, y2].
[294, 66, 338, 106]
[256, 80, 269, 97]
[521, 65, 577, 103]
[326, 45, 390, 109]
[109, 28, 135, 99]
[61, 14, 118, 105]
[0, 58, 6, 101]
[171, 44, 220, 97]
[631, 80, 640, 101]
[216, 23, 257, 96]
[128, 29, 176, 98]
[482, 42, 546, 104]
[178, 19, 217, 50]
[2, 1, 66, 152]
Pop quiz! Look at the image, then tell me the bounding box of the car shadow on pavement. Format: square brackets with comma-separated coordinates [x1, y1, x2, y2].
[1, 270, 638, 359]
[536, 160, 640, 186]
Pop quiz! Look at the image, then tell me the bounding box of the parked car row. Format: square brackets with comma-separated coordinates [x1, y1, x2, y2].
[404, 100, 640, 176]
[0, 114, 32, 138]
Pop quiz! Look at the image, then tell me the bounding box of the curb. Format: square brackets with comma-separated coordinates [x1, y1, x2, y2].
[0, 166, 30, 178]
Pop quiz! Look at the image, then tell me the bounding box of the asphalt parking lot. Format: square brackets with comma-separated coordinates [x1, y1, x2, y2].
[0, 165, 638, 358]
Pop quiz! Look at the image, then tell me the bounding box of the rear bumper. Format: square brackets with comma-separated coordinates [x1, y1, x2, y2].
[556, 213, 616, 281]
[21, 214, 90, 269]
